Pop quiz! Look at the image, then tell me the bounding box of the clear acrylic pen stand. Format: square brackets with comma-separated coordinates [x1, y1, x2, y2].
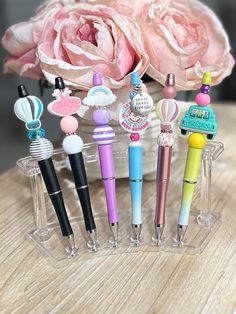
[17, 137, 224, 267]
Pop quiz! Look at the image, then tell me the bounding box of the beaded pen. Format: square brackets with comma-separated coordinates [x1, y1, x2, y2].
[154, 74, 180, 245]
[48, 77, 98, 250]
[14, 85, 77, 255]
[119, 72, 153, 243]
[176, 72, 217, 245]
[83, 73, 118, 246]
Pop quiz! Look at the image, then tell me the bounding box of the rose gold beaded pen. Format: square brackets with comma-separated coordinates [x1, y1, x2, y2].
[154, 74, 181, 245]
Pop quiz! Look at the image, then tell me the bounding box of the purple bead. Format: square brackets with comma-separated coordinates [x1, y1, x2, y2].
[92, 108, 111, 126]
[201, 85, 210, 94]
[93, 125, 115, 144]
[93, 73, 103, 86]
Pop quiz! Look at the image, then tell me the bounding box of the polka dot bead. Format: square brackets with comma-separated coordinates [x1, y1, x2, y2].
[60, 116, 78, 134]
[130, 133, 140, 142]
[163, 86, 177, 99]
[195, 92, 211, 107]
[201, 85, 210, 94]
[92, 108, 111, 126]
[158, 132, 174, 147]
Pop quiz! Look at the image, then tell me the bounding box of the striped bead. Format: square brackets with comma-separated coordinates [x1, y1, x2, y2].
[30, 138, 53, 161]
[92, 125, 115, 145]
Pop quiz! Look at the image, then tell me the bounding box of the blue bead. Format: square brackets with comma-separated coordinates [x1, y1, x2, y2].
[129, 91, 137, 99]
[131, 72, 141, 86]
[28, 128, 45, 141]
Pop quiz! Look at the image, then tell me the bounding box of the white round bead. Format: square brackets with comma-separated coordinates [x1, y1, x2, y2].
[62, 134, 84, 154]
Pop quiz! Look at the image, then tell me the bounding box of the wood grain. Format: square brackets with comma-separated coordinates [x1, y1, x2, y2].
[0, 104, 236, 314]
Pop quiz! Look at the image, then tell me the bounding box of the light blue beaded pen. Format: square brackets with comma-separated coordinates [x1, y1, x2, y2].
[119, 72, 153, 243]
[129, 139, 143, 241]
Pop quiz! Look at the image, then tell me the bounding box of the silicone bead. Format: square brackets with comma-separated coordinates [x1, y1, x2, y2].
[30, 138, 53, 161]
[131, 72, 141, 86]
[158, 132, 175, 147]
[201, 85, 210, 94]
[60, 116, 78, 134]
[195, 93, 211, 107]
[188, 133, 206, 149]
[93, 73, 103, 86]
[92, 108, 111, 125]
[93, 125, 115, 144]
[130, 133, 140, 141]
[62, 134, 83, 154]
[202, 72, 212, 86]
[163, 86, 177, 99]
[28, 128, 45, 141]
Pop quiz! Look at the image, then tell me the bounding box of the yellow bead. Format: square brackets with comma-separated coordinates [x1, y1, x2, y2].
[202, 72, 212, 86]
[188, 133, 206, 149]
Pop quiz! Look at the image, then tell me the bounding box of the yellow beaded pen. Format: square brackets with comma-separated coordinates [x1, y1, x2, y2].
[176, 72, 217, 245]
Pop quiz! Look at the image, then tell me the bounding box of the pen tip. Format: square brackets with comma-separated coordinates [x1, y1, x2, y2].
[55, 77, 65, 90]
[18, 84, 29, 98]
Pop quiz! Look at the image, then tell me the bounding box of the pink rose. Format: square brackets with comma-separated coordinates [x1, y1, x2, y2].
[1, 0, 74, 79]
[113, 0, 235, 90]
[37, 3, 149, 90]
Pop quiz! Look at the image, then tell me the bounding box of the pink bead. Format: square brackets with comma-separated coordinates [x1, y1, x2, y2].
[163, 86, 177, 99]
[195, 93, 211, 107]
[130, 133, 140, 141]
[60, 116, 78, 134]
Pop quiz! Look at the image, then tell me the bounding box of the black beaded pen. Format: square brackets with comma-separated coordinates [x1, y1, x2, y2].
[47, 78, 98, 250]
[14, 85, 77, 256]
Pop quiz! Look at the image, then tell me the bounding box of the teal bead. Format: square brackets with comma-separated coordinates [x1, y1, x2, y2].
[28, 128, 45, 141]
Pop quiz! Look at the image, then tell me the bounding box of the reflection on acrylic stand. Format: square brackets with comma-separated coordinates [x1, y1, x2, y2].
[197, 141, 224, 226]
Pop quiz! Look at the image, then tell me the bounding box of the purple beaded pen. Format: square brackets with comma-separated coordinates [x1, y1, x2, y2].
[83, 73, 119, 246]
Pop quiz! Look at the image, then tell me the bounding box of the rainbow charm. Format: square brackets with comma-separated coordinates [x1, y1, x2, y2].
[83, 73, 116, 107]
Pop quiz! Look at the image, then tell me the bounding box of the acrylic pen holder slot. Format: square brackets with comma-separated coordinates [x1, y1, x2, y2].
[17, 139, 224, 267]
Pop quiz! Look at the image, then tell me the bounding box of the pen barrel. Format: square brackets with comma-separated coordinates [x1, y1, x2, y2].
[129, 143, 143, 225]
[178, 182, 196, 226]
[155, 146, 172, 225]
[38, 158, 73, 237]
[68, 153, 96, 231]
[98, 144, 118, 224]
[178, 146, 203, 226]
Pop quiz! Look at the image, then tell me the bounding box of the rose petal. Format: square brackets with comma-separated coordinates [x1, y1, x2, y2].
[2, 22, 35, 56]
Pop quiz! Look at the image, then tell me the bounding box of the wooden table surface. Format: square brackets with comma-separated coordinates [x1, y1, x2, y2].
[1, 104, 236, 314]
